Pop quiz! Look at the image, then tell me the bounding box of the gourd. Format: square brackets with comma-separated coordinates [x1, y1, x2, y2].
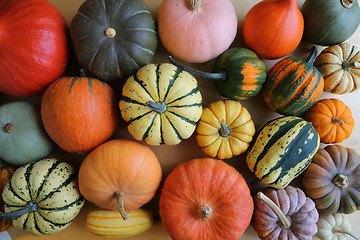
[0, 102, 53, 165]
[303, 98, 355, 144]
[0, 158, 85, 236]
[0, 160, 15, 232]
[41, 75, 119, 153]
[302, 0, 360, 46]
[314, 43, 360, 94]
[242, 0, 304, 59]
[246, 116, 320, 189]
[157, 0, 237, 63]
[196, 99, 256, 159]
[86, 208, 153, 238]
[169, 47, 267, 101]
[262, 47, 324, 116]
[119, 63, 203, 146]
[0, 0, 68, 96]
[302, 145, 360, 214]
[78, 139, 162, 220]
[69, 0, 157, 82]
[253, 186, 319, 240]
[316, 213, 359, 240]
[159, 158, 254, 240]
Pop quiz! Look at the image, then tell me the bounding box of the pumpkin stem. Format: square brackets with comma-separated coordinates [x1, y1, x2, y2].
[146, 101, 168, 114]
[333, 174, 349, 188]
[333, 229, 359, 240]
[306, 46, 318, 65]
[0, 201, 38, 219]
[342, 61, 360, 69]
[105, 27, 117, 38]
[115, 191, 130, 220]
[190, 0, 201, 10]
[257, 192, 292, 229]
[168, 56, 226, 80]
[197, 205, 211, 219]
[219, 120, 231, 137]
[331, 116, 345, 126]
[3, 123, 14, 133]
[341, 0, 355, 8]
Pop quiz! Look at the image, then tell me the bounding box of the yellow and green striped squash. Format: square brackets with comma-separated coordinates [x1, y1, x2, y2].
[120, 63, 203, 146]
[246, 116, 320, 189]
[85, 208, 153, 238]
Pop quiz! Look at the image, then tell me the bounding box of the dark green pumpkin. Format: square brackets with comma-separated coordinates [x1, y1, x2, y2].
[69, 0, 157, 82]
[302, 0, 360, 46]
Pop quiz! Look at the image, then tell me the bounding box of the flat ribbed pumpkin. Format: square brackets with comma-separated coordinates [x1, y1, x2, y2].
[120, 63, 203, 146]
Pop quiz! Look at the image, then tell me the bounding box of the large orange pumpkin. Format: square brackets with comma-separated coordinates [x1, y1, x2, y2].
[159, 158, 254, 240]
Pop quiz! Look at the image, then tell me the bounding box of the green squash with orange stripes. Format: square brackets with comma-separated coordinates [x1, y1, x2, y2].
[262, 47, 324, 116]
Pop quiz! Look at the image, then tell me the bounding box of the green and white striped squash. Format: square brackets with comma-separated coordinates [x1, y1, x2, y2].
[120, 63, 203, 146]
[246, 116, 320, 189]
[0, 158, 85, 236]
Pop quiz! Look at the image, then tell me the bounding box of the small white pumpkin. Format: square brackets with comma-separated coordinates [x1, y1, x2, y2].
[316, 213, 359, 240]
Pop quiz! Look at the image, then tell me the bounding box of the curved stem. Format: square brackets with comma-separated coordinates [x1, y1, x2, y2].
[168, 56, 226, 80]
[343, 61, 360, 69]
[333, 229, 359, 240]
[146, 101, 168, 114]
[0, 201, 38, 219]
[115, 191, 130, 220]
[219, 121, 231, 137]
[3, 123, 14, 133]
[197, 205, 211, 219]
[306, 46, 318, 65]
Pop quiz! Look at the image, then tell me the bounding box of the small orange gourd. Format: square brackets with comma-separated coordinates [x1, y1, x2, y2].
[0, 160, 15, 232]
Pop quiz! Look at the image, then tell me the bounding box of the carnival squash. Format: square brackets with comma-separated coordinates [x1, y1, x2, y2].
[157, 0, 237, 63]
[316, 213, 358, 240]
[0, 0, 68, 96]
[120, 63, 203, 146]
[159, 158, 253, 240]
[78, 139, 162, 220]
[0, 160, 15, 232]
[196, 100, 255, 159]
[70, 0, 157, 82]
[41, 75, 119, 153]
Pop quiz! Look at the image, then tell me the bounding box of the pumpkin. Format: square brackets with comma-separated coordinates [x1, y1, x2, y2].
[0, 160, 15, 232]
[316, 213, 358, 240]
[195, 99, 256, 160]
[69, 0, 157, 82]
[262, 47, 324, 116]
[41, 75, 119, 153]
[119, 63, 203, 146]
[242, 0, 304, 59]
[78, 139, 162, 220]
[86, 208, 153, 238]
[314, 43, 360, 94]
[0, 158, 85, 236]
[0, 0, 68, 97]
[159, 158, 254, 240]
[157, 0, 237, 63]
[303, 98, 355, 144]
[301, 0, 360, 46]
[253, 186, 319, 240]
[169, 47, 267, 101]
[302, 145, 360, 214]
[246, 116, 320, 189]
[0, 102, 54, 165]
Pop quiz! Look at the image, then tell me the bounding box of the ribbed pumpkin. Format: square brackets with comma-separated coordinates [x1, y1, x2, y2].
[0, 158, 85, 236]
[262, 47, 324, 116]
[69, 0, 157, 82]
[196, 99, 256, 160]
[120, 63, 203, 146]
[41, 75, 119, 153]
[303, 98, 355, 144]
[314, 43, 360, 94]
[0, 160, 15, 232]
[246, 116, 320, 189]
[316, 213, 358, 240]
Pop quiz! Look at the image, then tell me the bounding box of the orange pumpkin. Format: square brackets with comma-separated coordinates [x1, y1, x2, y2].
[159, 158, 253, 240]
[78, 139, 162, 220]
[0, 161, 15, 232]
[303, 98, 355, 144]
[41, 75, 119, 153]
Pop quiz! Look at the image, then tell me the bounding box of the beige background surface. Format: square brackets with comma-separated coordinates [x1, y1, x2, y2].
[3, 0, 360, 239]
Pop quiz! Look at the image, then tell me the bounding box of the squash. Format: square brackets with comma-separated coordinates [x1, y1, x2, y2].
[253, 186, 319, 240]
[169, 47, 267, 101]
[303, 98, 355, 144]
[242, 0, 304, 59]
[86, 208, 153, 238]
[262, 47, 324, 116]
[246, 116, 320, 189]
[157, 0, 237, 63]
[0, 160, 15, 232]
[0, 0, 68, 97]
[159, 158, 254, 240]
[0, 102, 54, 165]
[69, 0, 157, 82]
[119, 63, 203, 146]
[302, 145, 360, 214]
[196, 99, 256, 160]
[0, 158, 85, 236]
[316, 213, 358, 240]
[78, 139, 162, 220]
[314, 43, 360, 94]
[41, 75, 119, 153]
[302, 0, 360, 46]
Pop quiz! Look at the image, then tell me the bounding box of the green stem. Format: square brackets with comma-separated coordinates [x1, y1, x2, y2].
[0, 201, 38, 219]
[115, 191, 130, 220]
[219, 121, 231, 137]
[146, 101, 168, 114]
[306, 46, 318, 65]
